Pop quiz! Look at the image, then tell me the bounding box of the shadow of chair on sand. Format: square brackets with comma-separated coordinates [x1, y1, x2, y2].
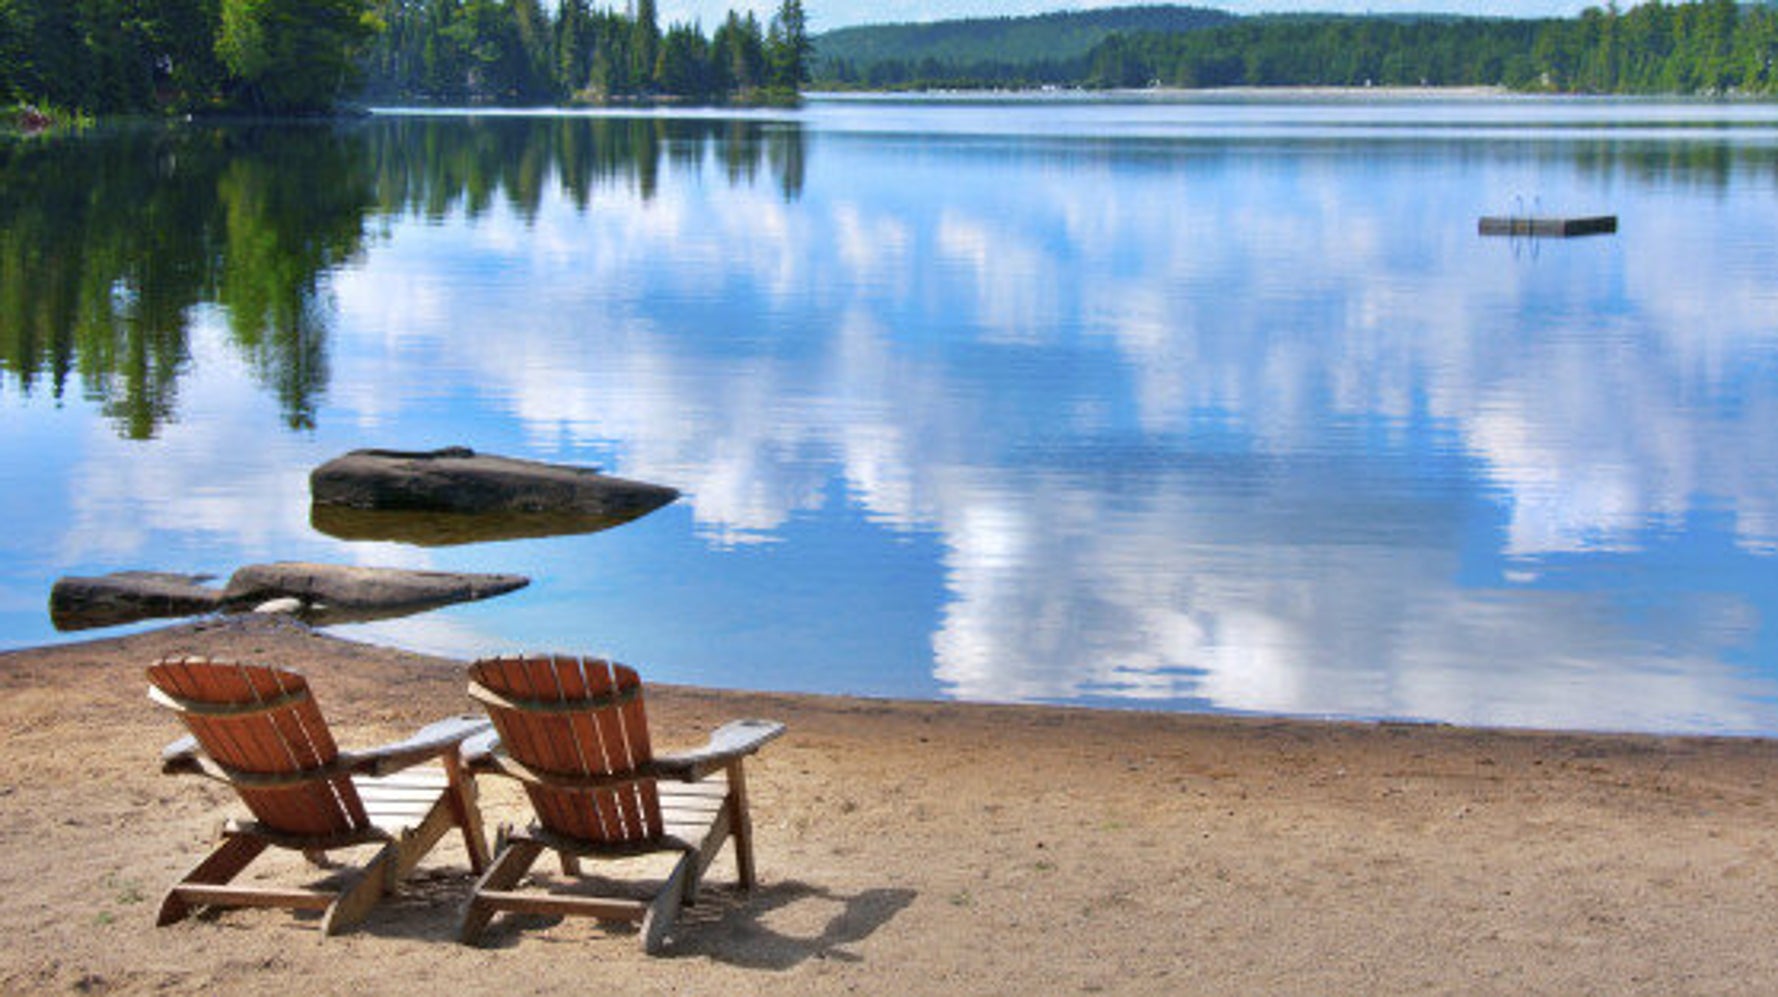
[206, 864, 914, 966]
[466, 879, 916, 968]
[667, 881, 917, 968]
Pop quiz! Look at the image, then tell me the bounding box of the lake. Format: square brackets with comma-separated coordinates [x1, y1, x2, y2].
[3, 93, 1776, 735]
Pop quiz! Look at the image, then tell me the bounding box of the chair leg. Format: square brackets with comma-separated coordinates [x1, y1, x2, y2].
[391, 796, 463, 883]
[321, 841, 400, 935]
[459, 838, 545, 944]
[726, 760, 759, 891]
[442, 752, 490, 874]
[157, 833, 269, 926]
[641, 853, 694, 955]
[686, 803, 735, 906]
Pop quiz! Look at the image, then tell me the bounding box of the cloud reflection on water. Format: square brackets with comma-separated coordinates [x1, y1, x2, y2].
[315, 114, 1778, 732]
[142, 108, 1778, 732]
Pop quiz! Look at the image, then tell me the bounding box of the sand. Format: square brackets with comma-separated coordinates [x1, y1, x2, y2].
[4, 614, 1778, 995]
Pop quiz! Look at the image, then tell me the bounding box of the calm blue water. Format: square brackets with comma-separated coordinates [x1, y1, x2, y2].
[3, 94, 1777, 734]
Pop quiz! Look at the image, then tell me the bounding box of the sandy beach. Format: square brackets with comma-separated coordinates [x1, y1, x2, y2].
[4, 614, 1778, 995]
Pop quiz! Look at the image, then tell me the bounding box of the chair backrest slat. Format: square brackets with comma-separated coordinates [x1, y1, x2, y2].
[615, 666, 662, 839]
[148, 656, 369, 836]
[544, 655, 607, 839]
[469, 654, 662, 846]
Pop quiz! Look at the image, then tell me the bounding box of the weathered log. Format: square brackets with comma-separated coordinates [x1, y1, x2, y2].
[309, 449, 677, 530]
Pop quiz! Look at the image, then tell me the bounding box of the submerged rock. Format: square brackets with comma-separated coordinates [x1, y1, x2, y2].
[309, 448, 678, 531]
[49, 572, 225, 632]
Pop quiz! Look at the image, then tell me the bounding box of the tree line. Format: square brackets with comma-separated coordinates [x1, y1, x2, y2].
[815, 6, 1231, 78]
[1081, 15, 1547, 89]
[1082, 2, 1778, 93]
[0, 0, 811, 117]
[816, 6, 1233, 90]
[813, 1, 1778, 96]
[1, 0, 371, 115]
[359, 0, 811, 105]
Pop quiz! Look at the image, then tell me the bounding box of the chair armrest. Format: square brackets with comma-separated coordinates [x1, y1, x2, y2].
[654, 719, 786, 781]
[342, 714, 492, 778]
[459, 719, 784, 787]
[460, 726, 501, 769]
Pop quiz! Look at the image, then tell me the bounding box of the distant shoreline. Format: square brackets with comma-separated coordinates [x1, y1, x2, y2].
[809, 84, 1772, 102]
[1134, 84, 1515, 98]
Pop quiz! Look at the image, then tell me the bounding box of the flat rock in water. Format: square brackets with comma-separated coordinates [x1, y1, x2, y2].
[222, 562, 529, 617]
[49, 571, 225, 632]
[309, 448, 678, 530]
[51, 563, 531, 632]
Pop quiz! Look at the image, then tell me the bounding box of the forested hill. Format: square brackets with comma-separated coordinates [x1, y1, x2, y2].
[817, 6, 1232, 64]
[814, 5, 1232, 88]
[814, 0, 1778, 96]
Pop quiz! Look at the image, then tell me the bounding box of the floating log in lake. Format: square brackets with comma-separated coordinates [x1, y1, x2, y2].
[1478, 215, 1618, 238]
[309, 448, 678, 544]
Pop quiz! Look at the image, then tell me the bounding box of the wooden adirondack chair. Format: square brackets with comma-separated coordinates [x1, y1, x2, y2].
[459, 654, 785, 953]
[147, 656, 491, 935]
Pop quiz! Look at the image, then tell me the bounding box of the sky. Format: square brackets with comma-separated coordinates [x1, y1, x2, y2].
[651, 1, 1597, 32]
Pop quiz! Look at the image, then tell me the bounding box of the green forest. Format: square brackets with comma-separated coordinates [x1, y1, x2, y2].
[1081, 2, 1778, 92]
[0, 0, 811, 118]
[360, 0, 811, 104]
[812, 1, 1778, 95]
[815, 6, 1232, 88]
[8, 0, 1778, 120]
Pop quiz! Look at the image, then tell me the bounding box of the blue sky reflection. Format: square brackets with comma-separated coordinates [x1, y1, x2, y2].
[7, 102, 1777, 734]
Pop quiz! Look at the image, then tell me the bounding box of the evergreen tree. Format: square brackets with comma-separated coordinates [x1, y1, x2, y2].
[586, 11, 633, 97]
[631, 0, 660, 91]
[0, 0, 30, 102]
[766, 0, 810, 90]
[510, 0, 553, 100]
[555, 0, 589, 96]
[23, 0, 89, 108]
[712, 11, 766, 92]
[657, 22, 712, 98]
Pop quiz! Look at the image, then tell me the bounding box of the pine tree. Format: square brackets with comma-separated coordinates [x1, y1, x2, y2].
[631, 0, 659, 91]
[0, 0, 30, 102]
[766, 0, 809, 91]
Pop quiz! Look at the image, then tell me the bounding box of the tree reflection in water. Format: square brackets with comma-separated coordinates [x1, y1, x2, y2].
[0, 115, 807, 438]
